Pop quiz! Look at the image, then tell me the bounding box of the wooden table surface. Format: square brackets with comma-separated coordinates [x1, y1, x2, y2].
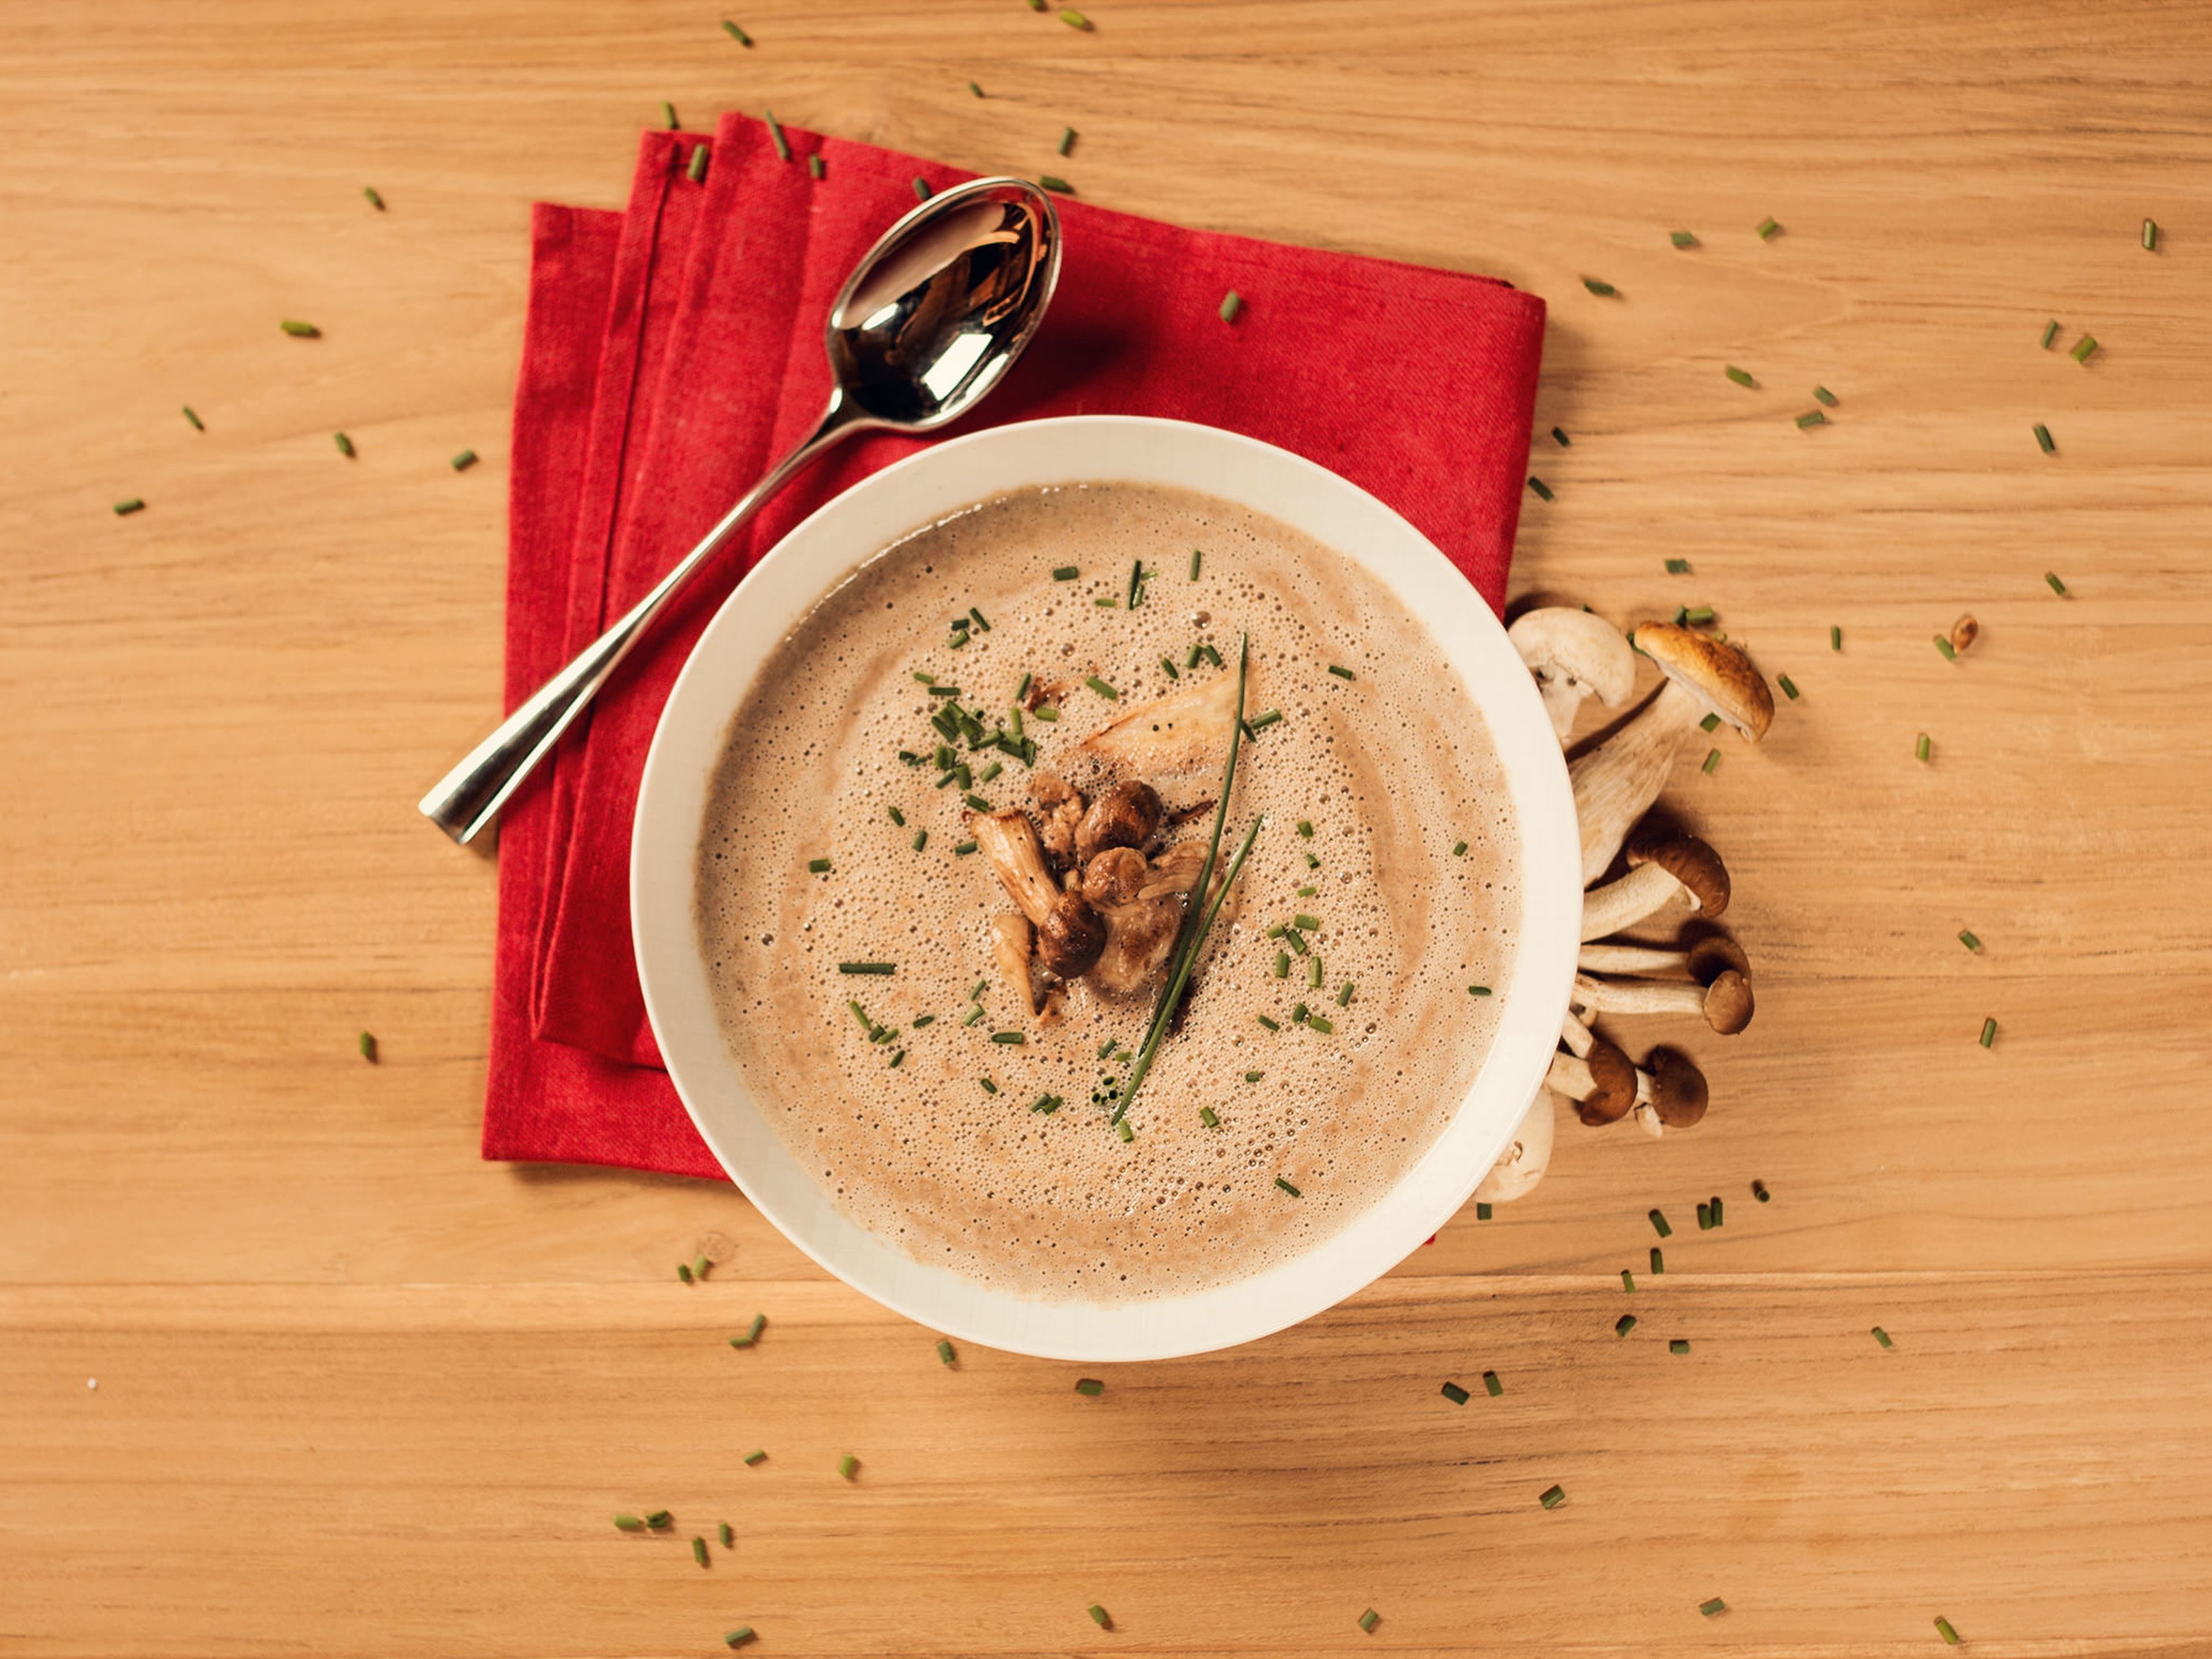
[7, 1, 2211, 1653]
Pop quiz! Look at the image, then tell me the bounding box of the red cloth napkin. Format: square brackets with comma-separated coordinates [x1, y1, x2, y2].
[484, 116, 1547, 1178]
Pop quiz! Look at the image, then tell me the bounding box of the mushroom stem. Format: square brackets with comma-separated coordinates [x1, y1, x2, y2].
[1580, 942, 1692, 976]
[1574, 969, 1754, 1035]
[1567, 678, 1708, 883]
[1475, 1088, 1558, 1204]
[1560, 1007, 1595, 1059]
[991, 912, 1039, 1015]
[1578, 861, 1689, 941]
[1545, 1035, 1639, 1124]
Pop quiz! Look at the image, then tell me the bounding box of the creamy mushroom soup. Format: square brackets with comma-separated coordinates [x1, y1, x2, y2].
[696, 482, 1519, 1302]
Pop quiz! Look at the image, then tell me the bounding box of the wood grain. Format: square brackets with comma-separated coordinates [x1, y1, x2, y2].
[3, 1, 2210, 1653]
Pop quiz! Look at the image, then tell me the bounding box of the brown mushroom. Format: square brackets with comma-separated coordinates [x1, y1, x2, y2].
[1545, 1036, 1639, 1124]
[1031, 776, 1086, 869]
[1573, 969, 1754, 1035]
[1579, 932, 1749, 982]
[1949, 613, 1979, 655]
[1085, 840, 1241, 996]
[1509, 607, 1638, 743]
[969, 809, 1107, 978]
[1475, 1088, 1558, 1203]
[1639, 1047, 1709, 1129]
[1568, 625, 1773, 882]
[991, 911, 1039, 1015]
[1081, 846, 1150, 907]
[1075, 780, 1162, 863]
[1578, 827, 1730, 942]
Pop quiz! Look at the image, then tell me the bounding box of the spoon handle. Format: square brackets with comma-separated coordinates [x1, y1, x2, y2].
[418, 395, 869, 844]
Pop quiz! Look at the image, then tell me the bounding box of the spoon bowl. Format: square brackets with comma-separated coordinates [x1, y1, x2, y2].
[418, 175, 1062, 845]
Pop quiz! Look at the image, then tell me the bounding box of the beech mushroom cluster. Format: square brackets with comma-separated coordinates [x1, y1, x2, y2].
[1479, 607, 1774, 1203]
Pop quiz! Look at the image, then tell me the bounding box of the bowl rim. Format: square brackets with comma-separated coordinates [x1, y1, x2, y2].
[632, 414, 1580, 1361]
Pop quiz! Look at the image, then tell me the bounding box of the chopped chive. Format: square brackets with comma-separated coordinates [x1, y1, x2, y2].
[1873, 1326, 1894, 1348]
[1651, 1247, 1664, 1273]
[1219, 290, 1243, 323]
[950, 627, 970, 645]
[1032, 1094, 1061, 1114]
[911, 830, 929, 851]
[2041, 317, 2061, 349]
[1959, 929, 1982, 952]
[720, 1520, 734, 1547]
[1916, 733, 1931, 763]
[1756, 215, 1781, 239]
[1441, 1380, 1471, 1404]
[1830, 624, 1843, 651]
[1665, 557, 1691, 574]
[1244, 1070, 1263, 1082]
[1936, 1615, 1960, 1645]
[1979, 1016, 1997, 1048]
[1700, 1597, 1726, 1617]
[724, 1628, 755, 1649]
[2142, 218, 2159, 252]
[362, 184, 387, 211]
[694, 1255, 711, 1279]
[1115, 1118, 1133, 1142]
[744, 1449, 766, 1465]
[1275, 1176, 1302, 1197]
[614, 1513, 645, 1531]
[979, 1077, 998, 1095]
[1699, 711, 1722, 733]
[1725, 365, 1755, 388]
[990, 1031, 1026, 1046]
[1058, 125, 1077, 156]
[1622, 1268, 1636, 1293]
[1670, 1338, 1691, 1355]
[1093, 595, 1117, 608]
[979, 762, 1002, 785]
[1202, 644, 1224, 668]
[1075, 1377, 1104, 1396]
[2043, 570, 2069, 596]
[1552, 425, 1572, 445]
[1476, 1202, 1493, 1219]
[1702, 748, 1722, 774]
[358, 1031, 377, 1063]
[1684, 604, 1716, 626]
[1796, 408, 1828, 429]
[1336, 982, 1354, 1006]
[1291, 1002, 1309, 1025]
[1672, 605, 1688, 626]
[1649, 1208, 1672, 1238]
[1059, 7, 1090, 26]
[1297, 820, 1315, 839]
[183, 406, 204, 430]
[1778, 673, 1800, 699]
[279, 319, 319, 337]
[1185, 643, 1205, 671]
[688, 143, 710, 183]
[451, 449, 478, 471]
[1051, 565, 1078, 581]
[808, 857, 832, 873]
[1359, 1608, 1381, 1634]
[1256, 1013, 1281, 1031]
[838, 962, 895, 975]
[1711, 1195, 1724, 1228]
[1813, 385, 1839, 407]
[1272, 951, 1290, 979]
[1328, 663, 1355, 680]
[1934, 634, 1957, 661]
[887, 805, 906, 827]
[1468, 984, 1492, 997]
[1085, 675, 1118, 699]
[1671, 230, 1698, 248]
[1199, 1106, 1219, 1128]
[1539, 1483, 1567, 1509]
[1086, 1604, 1111, 1628]
[677, 1263, 693, 1283]
[1293, 912, 1322, 932]
[645, 1510, 673, 1530]
[933, 1338, 956, 1369]
[1752, 1179, 1770, 1202]
[1615, 1314, 1637, 1337]
[1190, 547, 1203, 578]
[1127, 558, 1145, 608]
[807, 152, 825, 180]
[729, 1312, 767, 1347]
[1475, 1370, 1500, 1398]
[1527, 475, 1554, 501]
[838, 1453, 858, 1480]
[661, 99, 680, 129]
[964, 793, 991, 812]
[1306, 957, 1325, 991]
[912, 176, 933, 200]
[1306, 1014, 1335, 1034]
[330, 429, 356, 459]
[954, 840, 978, 856]
[2033, 422, 2055, 453]
[1284, 929, 1308, 956]
[764, 109, 790, 161]
[1248, 709, 1283, 731]
[1698, 1202, 1713, 1230]
[722, 18, 753, 44]
[1037, 173, 1074, 194]
[888, 1049, 904, 1069]
[692, 1535, 709, 1567]
[1582, 277, 1618, 296]
[2070, 333, 2099, 364]
[1296, 885, 1317, 899]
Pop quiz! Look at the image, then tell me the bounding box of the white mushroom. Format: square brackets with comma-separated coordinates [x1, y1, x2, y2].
[1568, 624, 1774, 882]
[1078, 665, 1252, 779]
[1509, 607, 1638, 743]
[1475, 1088, 1558, 1203]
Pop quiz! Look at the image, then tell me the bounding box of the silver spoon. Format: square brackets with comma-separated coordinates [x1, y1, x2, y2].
[419, 175, 1062, 843]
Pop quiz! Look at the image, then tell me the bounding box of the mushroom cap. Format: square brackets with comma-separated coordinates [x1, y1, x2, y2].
[1081, 846, 1150, 906]
[1037, 893, 1108, 978]
[1575, 1037, 1639, 1126]
[1645, 1047, 1709, 1127]
[1508, 608, 1637, 706]
[1700, 969, 1755, 1035]
[1624, 824, 1732, 918]
[1075, 780, 1163, 863]
[1685, 932, 1749, 984]
[1630, 622, 1775, 740]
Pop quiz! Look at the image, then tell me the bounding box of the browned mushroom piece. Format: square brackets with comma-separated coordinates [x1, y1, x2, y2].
[1569, 625, 1773, 882]
[1579, 825, 1730, 942]
[1573, 969, 1755, 1036]
[1078, 664, 1251, 777]
[1081, 846, 1150, 907]
[1545, 1036, 1639, 1125]
[991, 911, 1039, 1014]
[1509, 607, 1638, 743]
[1075, 780, 1162, 863]
[1949, 613, 1979, 655]
[969, 808, 1108, 978]
[1475, 1088, 1557, 1203]
[1031, 776, 1086, 869]
[1642, 1047, 1708, 1128]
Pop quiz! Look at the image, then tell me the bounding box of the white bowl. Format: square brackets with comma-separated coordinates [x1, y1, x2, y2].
[633, 415, 1580, 1361]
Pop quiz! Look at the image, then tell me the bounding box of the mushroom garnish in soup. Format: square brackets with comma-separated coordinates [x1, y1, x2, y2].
[694, 482, 1520, 1302]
